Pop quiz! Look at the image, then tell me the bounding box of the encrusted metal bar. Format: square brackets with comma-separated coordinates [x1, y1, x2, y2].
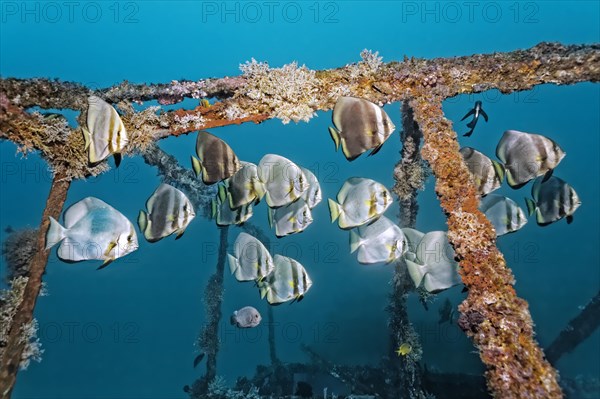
[410, 96, 562, 398]
[0, 175, 71, 397]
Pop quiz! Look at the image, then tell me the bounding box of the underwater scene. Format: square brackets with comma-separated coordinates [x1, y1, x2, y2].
[0, 1, 599, 398]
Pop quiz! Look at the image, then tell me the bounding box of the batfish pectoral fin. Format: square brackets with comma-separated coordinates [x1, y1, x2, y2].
[97, 258, 114, 270]
[113, 153, 122, 168]
[541, 169, 554, 182]
[369, 143, 384, 157]
[104, 239, 118, 258]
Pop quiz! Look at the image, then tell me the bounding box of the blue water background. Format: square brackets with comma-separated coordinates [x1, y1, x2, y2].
[1, 1, 599, 398]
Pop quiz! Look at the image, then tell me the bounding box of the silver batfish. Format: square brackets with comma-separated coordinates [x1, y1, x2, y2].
[350, 216, 407, 264]
[259, 255, 312, 305]
[328, 96, 396, 161]
[46, 197, 138, 268]
[83, 96, 128, 167]
[228, 232, 274, 282]
[328, 177, 392, 229]
[526, 175, 581, 226]
[223, 162, 266, 209]
[268, 199, 313, 237]
[191, 131, 241, 185]
[212, 189, 253, 226]
[460, 147, 505, 196]
[258, 154, 308, 208]
[496, 130, 565, 188]
[300, 167, 322, 209]
[402, 229, 461, 293]
[138, 183, 195, 242]
[480, 194, 527, 236]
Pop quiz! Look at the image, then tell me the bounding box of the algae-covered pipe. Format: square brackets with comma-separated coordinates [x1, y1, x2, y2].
[387, 101, 427, 398]
[203, 226, 229, 385]
[410, 96, 562, 398]
[0, 176, 71, 397]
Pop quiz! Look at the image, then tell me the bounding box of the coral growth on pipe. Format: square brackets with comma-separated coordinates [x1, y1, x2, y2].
[1, 43, 597, 182]
[0, 175, 71, 396]
[193, 226, 229, 394]
[409, 96, 562, 398]
[1, 228, 38, 281]
[0, 42, 598, 397]
[386, 101, 429, 398]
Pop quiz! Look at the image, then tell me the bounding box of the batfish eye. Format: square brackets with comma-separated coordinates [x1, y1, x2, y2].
[127, 234, 132, 242]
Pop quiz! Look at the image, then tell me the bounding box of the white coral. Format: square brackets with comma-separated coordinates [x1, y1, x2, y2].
[239, 59, 319, 124]
[19, 318, 44, 370]
[174, 113, 205, 130]
[348, 49, 384, 79]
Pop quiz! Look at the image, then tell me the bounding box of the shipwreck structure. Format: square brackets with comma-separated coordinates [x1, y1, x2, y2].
[0, 42, 599, 398]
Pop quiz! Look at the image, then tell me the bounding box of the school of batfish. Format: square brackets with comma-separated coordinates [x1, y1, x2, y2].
[45, 97, 582, 302]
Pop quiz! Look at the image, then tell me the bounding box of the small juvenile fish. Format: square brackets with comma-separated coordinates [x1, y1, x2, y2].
[460, 100, 488, 137]
[328, 96, 396, 161]
[45, 197, 138, 268]
[300, 167, 322, 209]
[349, 216, 407, 264]
[268, 199, 313, 238]
[496, 130, 565, 188]
[228, 232, 274, 282]
[211, 189, 253, 226]
[396, 343, 412, 356]
[525, 176, 581, 226]
[328, 177, 392, 229]
[480, 194, 527, 236]
[231, 306, 262, 328]
[259, 255, 312, 305]
[138, 183, 195, 242]
[222, 162, 266, 209]
[258, 154, 308, 208]
[191, 131, 241, 185]
[83, 96, 128, 167]
[402, 229, 461, 293]
[460, 147, 505, 196]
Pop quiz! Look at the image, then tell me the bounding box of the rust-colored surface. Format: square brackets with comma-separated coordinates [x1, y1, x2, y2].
[0, 176, 71, 397]
[164, 102, 269, 138]
[410, 96, 562, 399]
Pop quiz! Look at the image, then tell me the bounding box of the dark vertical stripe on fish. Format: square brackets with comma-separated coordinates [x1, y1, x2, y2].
[290, 260, 300, 297]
